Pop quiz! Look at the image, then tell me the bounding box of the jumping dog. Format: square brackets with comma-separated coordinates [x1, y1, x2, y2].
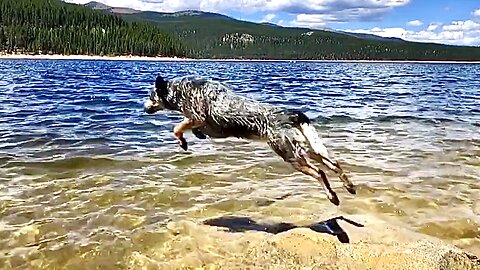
[144, 75, 356, 205]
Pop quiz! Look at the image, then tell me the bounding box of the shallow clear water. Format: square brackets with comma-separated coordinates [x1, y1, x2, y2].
[0, 60, 479, 269]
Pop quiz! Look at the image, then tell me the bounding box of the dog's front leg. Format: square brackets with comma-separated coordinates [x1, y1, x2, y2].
[192, 128, 207, 139]
[173, 118, 195, 151]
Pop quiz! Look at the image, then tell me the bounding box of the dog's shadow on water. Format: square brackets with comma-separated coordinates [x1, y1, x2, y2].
[204, 215, 364, 243]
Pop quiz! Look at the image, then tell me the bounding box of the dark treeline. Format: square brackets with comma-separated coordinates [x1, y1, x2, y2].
[0, 0, 186, 57]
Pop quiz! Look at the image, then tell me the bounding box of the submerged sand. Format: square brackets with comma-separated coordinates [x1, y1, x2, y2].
[1, 57, 479, 269]
[125, 214, 480, 270]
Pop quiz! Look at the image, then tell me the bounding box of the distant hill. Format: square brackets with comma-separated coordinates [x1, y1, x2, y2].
[0, 0, 186, 57]
[85, 2, 480, 61]
[334, 31, 405, 43]
[84, 1, 139, 14]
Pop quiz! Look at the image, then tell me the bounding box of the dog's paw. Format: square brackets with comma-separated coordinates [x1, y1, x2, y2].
[345, 184, 356, 195]
[339, 173, 356, 195]
[328, 192, 340, 206]
[179, 138, 188, 151]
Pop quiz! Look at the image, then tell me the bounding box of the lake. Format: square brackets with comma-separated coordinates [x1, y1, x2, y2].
[0, 59, 479, 269]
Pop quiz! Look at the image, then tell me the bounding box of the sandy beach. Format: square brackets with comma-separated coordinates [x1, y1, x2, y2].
[0, 54, 190, 61]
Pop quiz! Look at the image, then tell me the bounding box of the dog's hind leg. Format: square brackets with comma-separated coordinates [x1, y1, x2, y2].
[308, 151, 355, 195]
[299, 123, 356, 195]
[290, 160, 340, 205]
[268, 129, 340, 205]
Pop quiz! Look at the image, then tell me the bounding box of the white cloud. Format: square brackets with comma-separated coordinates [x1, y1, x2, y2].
[473, 8, 480, 17]
[345, 20, 480, 46]
[407, 20, 423, 26]
[65, 0, 410, 22]
[291, 7, 390, 27]
[292, 14, 328, 28]
[427, 23, 441, 31]
[289, 14, 332, 29]
[442, 20, 480, 31]
[261, 14, 276, 23]
[348, 27, 408, 38]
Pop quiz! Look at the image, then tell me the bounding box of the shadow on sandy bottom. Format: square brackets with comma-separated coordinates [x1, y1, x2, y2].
[204, 215, 364, 243]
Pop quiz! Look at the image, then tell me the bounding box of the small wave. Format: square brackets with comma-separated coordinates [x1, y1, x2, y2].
[373, 115, 457, 124]
[311, 114, 459, 125]
[4, 157, 151, 171]
[0, 156, 14, 167]
[312, 115, 356, 124]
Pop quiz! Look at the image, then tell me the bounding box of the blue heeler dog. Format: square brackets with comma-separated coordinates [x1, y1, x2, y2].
[144, 75, 356, 205]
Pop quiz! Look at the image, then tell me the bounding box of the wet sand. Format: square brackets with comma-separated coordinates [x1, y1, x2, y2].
[125, 214, 480, 269]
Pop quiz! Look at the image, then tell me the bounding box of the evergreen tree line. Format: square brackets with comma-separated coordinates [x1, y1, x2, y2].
[0, 0, 186, 57]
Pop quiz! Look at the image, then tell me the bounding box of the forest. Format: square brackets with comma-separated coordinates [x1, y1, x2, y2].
[0, 0, 186, 57]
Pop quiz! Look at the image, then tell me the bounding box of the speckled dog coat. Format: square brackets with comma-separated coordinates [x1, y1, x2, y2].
[144, 76, 355, 205]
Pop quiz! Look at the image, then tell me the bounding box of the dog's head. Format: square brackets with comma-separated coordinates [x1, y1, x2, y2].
[144, 76, 169, 114]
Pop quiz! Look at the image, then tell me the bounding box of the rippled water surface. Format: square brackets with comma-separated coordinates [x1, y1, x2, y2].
[0, 60, 479, 269]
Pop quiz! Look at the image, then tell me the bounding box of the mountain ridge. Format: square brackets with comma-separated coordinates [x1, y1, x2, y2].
[84, 2, 230, 19]
[82, 1, 413, 44]
[87, 2, 479, 61]
[84, 1, 140, 14]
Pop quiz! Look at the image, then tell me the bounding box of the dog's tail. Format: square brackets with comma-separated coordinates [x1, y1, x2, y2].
[300, 124, 330, 159]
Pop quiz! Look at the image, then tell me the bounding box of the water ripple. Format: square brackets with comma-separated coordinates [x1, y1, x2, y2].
[0, 60, 479, 268]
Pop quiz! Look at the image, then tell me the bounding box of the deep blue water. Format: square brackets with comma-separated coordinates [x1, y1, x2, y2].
[0, 60, 479, 163]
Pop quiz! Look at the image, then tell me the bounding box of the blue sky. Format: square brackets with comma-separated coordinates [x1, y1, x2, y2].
[67, 0, 480, 46]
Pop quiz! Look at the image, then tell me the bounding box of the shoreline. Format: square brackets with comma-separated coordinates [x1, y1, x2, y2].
[1, 54, 480, 64]
[0, 54, 190, 62]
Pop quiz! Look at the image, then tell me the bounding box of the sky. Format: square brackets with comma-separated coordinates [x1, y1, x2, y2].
[66, 0, 480, 46]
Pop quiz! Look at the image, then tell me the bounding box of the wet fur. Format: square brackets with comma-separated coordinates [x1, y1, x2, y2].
[145, 75, 356, 205]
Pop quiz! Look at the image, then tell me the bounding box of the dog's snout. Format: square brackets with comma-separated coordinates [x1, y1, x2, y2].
[145, 107, 155, 114]
[144, 99, 155, 114]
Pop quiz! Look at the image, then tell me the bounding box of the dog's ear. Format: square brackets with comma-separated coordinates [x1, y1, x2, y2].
[155, 76, 168, 93]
